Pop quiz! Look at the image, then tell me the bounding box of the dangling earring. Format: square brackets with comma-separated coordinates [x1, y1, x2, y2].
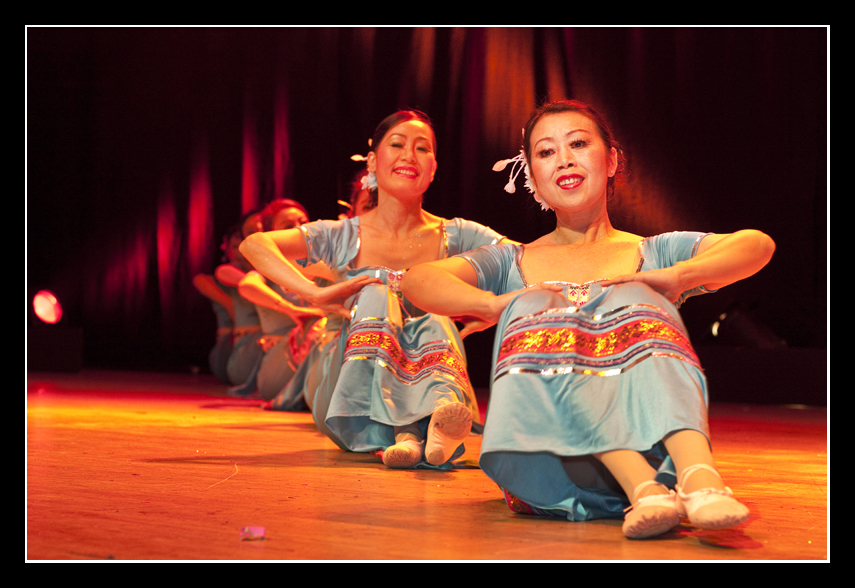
[493, 150, 551, 211]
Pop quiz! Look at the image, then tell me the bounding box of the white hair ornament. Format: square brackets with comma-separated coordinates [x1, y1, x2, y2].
[351, 140, 378, 191]
[492, 150, 551, 211]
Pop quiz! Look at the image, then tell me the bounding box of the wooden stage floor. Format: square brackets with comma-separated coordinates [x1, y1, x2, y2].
[26, 370, 828, 561]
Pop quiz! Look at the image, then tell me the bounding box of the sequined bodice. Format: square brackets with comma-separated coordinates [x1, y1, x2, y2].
[516, 242, 645, 307]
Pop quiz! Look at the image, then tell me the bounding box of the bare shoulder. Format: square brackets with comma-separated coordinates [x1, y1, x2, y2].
[612, 230, 645, 244]
[525, 234, 554, 248]
[421, 210, 446, 230]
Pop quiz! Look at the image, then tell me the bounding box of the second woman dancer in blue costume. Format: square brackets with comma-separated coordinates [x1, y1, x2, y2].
[240, 110, 512, 469]
[193, 226, 242, 383]
[236, 199, 327, 401]
[402, 100, 775, 539]
[218, 210, 265, 390]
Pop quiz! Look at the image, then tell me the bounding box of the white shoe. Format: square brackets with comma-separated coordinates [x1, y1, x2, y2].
[622, 480, 681, 539]
[425, 402, 472, 466]
[382, 438, 424, 469]
[676, 464, 750, 529]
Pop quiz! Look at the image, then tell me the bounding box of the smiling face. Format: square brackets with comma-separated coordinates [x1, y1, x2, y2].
[527, 110, 618, 215]
[271, 206, 308, 230]
[367, 119, 437, 199]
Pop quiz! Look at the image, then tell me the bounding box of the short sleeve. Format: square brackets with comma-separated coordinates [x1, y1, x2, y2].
[455, 243, 518, 296]
[641, 232, 716, 307]
[446, 218, 505, 256]
[297, 218, 358, 271]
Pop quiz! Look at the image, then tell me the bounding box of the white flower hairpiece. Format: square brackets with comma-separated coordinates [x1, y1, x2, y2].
[361, 172, 377, 191]
[351, 148, 377, 191]
[492, 150, 551, 211]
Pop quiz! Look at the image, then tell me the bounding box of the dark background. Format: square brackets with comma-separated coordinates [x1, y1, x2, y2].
[26, 27, 828, 405]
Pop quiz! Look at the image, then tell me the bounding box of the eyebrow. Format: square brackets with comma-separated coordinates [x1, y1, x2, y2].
[386, 133, 435, 151]
[535, 128, 593, 145]
[387, 133, 432, 143]
[532, 129, 594, 149]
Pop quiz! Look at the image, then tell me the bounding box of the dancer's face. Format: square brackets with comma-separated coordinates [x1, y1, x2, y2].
[527, 111, 617, 214]
[368, 120, 437, 199]
[271, 207, 308, 230]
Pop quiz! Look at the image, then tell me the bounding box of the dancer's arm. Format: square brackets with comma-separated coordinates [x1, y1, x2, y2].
[240, 230, 379, 318]
[402, 258, 490, 316]
[192, 274, 235, 321]
[602, 230, 775, 303]
[215, 264, 247, 287]
[238, 271, 326, 323]
[402, 257, 557, 338]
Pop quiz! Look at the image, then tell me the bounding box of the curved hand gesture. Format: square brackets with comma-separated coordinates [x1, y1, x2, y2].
[601, 267, 683, 303]
[454, 283, 563, 339]
[454, 316, 496, 340]
[305, 275, 382, 318]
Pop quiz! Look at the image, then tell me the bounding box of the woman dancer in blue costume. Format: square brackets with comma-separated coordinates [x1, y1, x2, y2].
[240, 110, 512, 469]
[216, 210, 266, 389]
[236, 199, 327, 401]
[193, 227, 241, 382]
[265, 173, 373, 412]
[401, 100, 775, 538]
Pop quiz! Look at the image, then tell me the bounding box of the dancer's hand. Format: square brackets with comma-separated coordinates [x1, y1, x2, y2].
[454, 283, 563, 339]
[291, 307, 327, 330]
[602, 267, 684, 303]
[454, 316, 495, 339]
[305, 275, 381, 318]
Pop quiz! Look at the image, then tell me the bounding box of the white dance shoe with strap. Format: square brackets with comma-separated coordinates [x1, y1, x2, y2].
[676, 464, 750, 529]
[622, 480, 682, 539]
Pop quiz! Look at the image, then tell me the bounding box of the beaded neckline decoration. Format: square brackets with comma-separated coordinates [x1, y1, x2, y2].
[514, 242, 647, 308]
[514, 245, 601, 307]
[557, 282, 597, 307]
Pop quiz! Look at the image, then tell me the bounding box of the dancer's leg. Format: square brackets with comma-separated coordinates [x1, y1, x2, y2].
[663, 429, 749, 529]
[662, 430, 725, 492]
[594, 449, 680, 539]
[594, 450, 667, 500]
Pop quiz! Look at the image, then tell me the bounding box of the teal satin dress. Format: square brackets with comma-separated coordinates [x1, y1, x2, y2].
[459, 232, 715, 520]
[291, 217, 504, 466]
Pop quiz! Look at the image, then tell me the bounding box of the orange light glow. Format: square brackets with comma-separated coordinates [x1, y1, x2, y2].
[33, 290, 62, 324]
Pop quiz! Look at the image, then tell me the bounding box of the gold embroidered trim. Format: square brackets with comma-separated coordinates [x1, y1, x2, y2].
[344, 329, 471, 388]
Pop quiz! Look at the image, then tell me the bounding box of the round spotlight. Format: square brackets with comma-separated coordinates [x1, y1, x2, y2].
[33, 290, 63, 324]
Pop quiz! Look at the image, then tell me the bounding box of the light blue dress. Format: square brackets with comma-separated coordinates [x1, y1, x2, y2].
[458, 232, 714, 520]
[294, 216, 504, 465]
[225, 275, 264, 389]
[252, 282, 316, 401]
[208, 295, 233, 384]
[267, 279, 336, 412]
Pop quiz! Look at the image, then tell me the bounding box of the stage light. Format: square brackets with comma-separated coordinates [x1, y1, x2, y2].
[32, 290, 63, 324]
[28, 288, 83, 372]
